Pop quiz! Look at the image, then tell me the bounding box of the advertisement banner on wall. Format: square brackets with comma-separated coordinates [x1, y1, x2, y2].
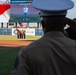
[26, 28, 35, 36]
[10, 0, 32, 4]
[12, 28, 35, 36]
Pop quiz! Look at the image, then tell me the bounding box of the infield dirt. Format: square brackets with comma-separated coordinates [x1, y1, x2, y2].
[0, 40, 33, 47]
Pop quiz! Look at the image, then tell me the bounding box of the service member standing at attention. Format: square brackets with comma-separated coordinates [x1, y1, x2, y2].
[11, 0, 76, 75]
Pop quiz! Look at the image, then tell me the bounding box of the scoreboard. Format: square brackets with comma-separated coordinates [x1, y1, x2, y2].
[10, 0, 32, 4]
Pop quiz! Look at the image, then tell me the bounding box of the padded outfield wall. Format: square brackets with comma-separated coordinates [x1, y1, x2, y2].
[0, 28, 44, 36]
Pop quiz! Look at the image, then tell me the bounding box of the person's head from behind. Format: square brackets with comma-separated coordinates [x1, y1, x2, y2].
[32, 0, 74, 33]
[41, 15, 66, 33]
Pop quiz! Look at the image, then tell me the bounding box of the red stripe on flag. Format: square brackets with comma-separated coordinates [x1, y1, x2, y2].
[0, 4, 10, 15]
[16, 28, 22, 34]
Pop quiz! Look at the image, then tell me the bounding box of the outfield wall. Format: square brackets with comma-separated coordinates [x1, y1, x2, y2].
[0, 28, 44, 36]
[12, 28, 35, 35]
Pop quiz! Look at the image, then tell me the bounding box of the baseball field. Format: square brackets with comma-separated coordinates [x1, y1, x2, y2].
[0, 35, 42, 75]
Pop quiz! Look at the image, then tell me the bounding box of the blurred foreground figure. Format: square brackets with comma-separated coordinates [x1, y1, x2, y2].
[65, 18, 76, 40]
[11, 0, 76, 75]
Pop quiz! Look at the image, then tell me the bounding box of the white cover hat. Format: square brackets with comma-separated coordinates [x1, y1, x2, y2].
[31, 0, 74, 16]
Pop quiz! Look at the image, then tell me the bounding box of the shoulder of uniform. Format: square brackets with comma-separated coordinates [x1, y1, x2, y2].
[19, 37, 46, 53]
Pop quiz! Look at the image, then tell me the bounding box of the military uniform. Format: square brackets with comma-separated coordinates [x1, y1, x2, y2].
[11, 31, 76, 75]
[11, 0, 76, 75]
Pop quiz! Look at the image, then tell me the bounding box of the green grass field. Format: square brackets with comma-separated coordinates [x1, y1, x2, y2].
[0, 35, 42, 75]
[0, 46, 21, 75]
[0, 35, 42, 40]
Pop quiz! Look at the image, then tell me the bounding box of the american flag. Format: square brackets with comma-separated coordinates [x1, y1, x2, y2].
[0, 4, 10, 22]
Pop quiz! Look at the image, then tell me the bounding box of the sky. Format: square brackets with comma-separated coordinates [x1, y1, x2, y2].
[67, 0, 76, 19]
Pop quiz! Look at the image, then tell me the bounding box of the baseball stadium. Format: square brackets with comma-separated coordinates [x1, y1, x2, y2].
[0, 0, 76, 75]
[0, 0, 44, 75]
